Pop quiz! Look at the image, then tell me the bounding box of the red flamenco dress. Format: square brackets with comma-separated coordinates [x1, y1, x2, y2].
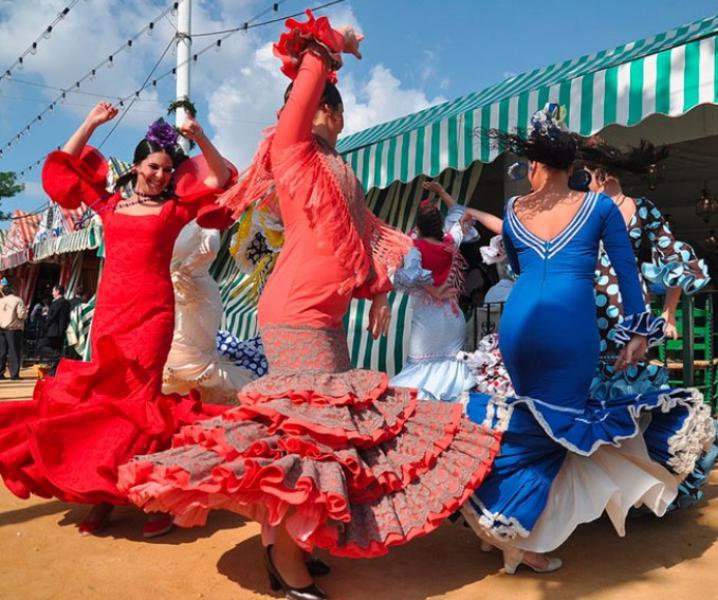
[117, 12, 502, 557]
[0, 146, 235, 505]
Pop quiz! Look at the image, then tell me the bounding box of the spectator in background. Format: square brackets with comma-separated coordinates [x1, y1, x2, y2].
[69, 285, 90, 310]
[0, 284, 28, 379]
[38, 285, 71, 376]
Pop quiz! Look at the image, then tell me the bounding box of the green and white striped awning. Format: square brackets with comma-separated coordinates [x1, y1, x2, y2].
[210, 163, 484, 376]
[337, 13, 718, 191]
[32, 223, 103, 262]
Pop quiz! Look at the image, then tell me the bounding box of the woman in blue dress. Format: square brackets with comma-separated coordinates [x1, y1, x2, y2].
[460, 106, 714, 573]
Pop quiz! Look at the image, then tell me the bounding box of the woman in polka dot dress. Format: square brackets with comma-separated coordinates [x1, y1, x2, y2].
[580, 139, 716, 511]
[580, 140, 710, 401]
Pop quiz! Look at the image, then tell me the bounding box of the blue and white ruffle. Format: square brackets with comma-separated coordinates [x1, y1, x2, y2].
[462, 386, 714, 542]
[216, 331, 268, 378]
[641, 258, 711, 295]
[613, 310, 665, 348]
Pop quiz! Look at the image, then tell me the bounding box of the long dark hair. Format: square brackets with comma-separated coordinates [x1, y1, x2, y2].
[488, 127, 579, 170]
[415, 200, 444, 240]
[114, 139, 188, 197]
[578, 138, 669, 176]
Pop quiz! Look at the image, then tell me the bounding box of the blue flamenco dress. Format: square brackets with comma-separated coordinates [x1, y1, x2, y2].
[461, 192, 714, 553]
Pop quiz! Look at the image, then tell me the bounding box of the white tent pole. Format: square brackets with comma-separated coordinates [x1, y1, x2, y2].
[175, 0, 191, 153]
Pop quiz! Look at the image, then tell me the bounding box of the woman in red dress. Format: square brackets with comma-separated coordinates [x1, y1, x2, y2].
[0, 102, 235, 537]
[118, 12, 501, 600]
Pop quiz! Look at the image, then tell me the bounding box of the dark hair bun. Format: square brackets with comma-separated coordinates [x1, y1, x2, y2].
[488, 128, 578, 170]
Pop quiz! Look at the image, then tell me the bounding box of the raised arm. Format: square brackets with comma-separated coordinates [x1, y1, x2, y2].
[179, 116, 230, 189]
[465, 208, 503, 235]
[63, 102, 118, 157]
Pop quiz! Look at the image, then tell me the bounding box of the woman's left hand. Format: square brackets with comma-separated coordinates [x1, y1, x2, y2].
[367, 293, 391, 339]
[614, 335, 648, 371]
[178, 116, 205, 142]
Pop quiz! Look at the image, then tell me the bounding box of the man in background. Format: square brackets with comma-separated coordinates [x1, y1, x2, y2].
[38, 284, 71, 376]
[0, 283, 28, 379]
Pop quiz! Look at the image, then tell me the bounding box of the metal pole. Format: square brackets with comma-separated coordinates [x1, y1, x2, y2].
[175, 0, 191, 153]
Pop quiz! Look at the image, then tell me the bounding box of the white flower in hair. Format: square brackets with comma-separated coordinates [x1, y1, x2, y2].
[530, 103, 568, 139]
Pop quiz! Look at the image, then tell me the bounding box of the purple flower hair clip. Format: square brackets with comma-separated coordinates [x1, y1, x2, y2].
[145, 118, 179, 148]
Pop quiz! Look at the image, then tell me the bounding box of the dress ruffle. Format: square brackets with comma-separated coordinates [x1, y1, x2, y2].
[613, 310, 665, 348]
[641, 258, 711, 295]
[590, 359, 669, 401]
[272, 9, 344, 82]
[467, 388, 712, 466]
[390, 355, 475, 403]
[461, 386, 714, 545]
[0, 335, 226, 505]
[458, 334, 515, 396]
[118, 369, 501, 557]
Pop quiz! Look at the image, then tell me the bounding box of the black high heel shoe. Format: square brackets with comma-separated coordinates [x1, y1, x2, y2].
[265, 545, 327, 600]
[306, 558, 330, 577]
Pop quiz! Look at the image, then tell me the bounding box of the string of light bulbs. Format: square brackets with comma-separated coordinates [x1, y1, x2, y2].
[0, 0, 183, 160]
[13, 0, 347, 179]
[0, 0, 82, 85]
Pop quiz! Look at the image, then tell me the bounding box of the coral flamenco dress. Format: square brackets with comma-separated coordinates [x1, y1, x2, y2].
[117, 14, 501, 558]
[0, 146, 235, 505]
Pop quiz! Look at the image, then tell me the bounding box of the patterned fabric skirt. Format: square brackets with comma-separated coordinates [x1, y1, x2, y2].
[118, 325, 501, 558]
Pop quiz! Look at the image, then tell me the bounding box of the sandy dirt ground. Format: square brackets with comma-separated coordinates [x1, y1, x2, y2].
[2, 375, 718, 600]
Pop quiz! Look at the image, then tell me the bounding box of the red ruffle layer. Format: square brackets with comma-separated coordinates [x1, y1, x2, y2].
[117, 372, 501, 558]
[273, 9, 344, 82]
[0, 335, 228, 505]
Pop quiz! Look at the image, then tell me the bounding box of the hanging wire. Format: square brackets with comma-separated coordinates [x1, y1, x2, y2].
[97, 35, 177, 149]
[0, 0, 82, 85]
[0, 0, 183, 160]
[13, 0, 347, 179]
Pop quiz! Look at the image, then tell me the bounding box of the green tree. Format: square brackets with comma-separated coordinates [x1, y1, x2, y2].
[0, 172, 23, 199]
[0, 172, 24, 220]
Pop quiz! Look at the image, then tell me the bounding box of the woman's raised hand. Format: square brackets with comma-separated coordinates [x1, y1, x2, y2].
[178, 115, 205, 142]
[337, 26, 363, 59]
[85, 102, 118, 128]
[422, 180, 446, 196]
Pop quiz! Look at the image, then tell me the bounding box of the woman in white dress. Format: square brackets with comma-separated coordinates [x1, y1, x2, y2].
[162, 220, 255, 404]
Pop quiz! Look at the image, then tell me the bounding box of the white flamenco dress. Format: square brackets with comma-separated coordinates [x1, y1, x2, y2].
[162, 220, 255, 404]
[389, 206, 477, 402]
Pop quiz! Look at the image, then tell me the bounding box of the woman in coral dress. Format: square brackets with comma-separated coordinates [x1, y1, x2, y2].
[118, 12, 501, 600]
[0, 103, 234, 537]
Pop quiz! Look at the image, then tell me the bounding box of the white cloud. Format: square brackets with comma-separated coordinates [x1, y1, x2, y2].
[0, 0, 444, 175]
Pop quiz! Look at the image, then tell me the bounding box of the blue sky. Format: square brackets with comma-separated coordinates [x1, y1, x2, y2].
[0, 0, 716, 225]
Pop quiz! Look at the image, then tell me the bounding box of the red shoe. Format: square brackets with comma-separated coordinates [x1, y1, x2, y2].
[142, 513, 174, 539]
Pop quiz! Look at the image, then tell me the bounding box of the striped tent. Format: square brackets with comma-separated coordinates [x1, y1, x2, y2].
[211, 163, 484, 375]
[0, 210, 42, 270]
[336, 13, 718, 190]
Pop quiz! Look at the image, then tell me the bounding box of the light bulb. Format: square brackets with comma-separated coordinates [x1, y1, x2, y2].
[43, 25, 53, 39]
[147, 22, 154, 36]
[30, 42, 38, 55]
[17, 57, 23, 71]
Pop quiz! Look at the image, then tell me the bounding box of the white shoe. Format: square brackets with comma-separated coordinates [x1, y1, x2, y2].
[503, 550, 562, 575]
